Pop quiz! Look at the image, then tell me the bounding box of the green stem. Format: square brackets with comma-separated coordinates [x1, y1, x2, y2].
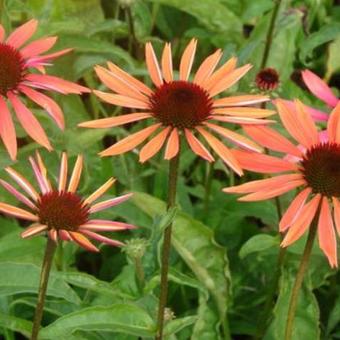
[134, 256, 145, 290]
[260, 0, 283, 69]
[203, 161, 214, 215]
[284, 217, 318, 340]
[31, 237, 57, 340]
[156, 150, 180, 340]
[125, 6, 138, 56]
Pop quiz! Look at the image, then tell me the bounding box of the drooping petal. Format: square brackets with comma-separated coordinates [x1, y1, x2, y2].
[83, 177, 116, 206]
[204, 122, 262, 153]
[81, 230, 124, 247]
[93, 90, 149, 109]
[49, 229, 58, 242]
[279, 188, 312, 232]
[0, 202, 38, 221]
[89, 193, 133, 214]
[59, 230, 72, 241]
[99, 123, 161, 157]
[232, 150, 298, 174]
[8, 93, 52, 150]
[5, 167, 39, 201]
[164, 128, 179, 160]
[20, 36, 57, 59]
[6, 19, 38, 48]
[58, 152, 68, 192]
[208, 64, 252, 97]
[327, 103, 340, 143]
[0, 179, 36, 210]
[20, 86, 65, 129]
[145, 42, 163, 87]
[212, 107, 275, 118]
[68, 155, 83, 193]
[318, 197, 338, 268]
[211, 116, 274, 125]
[194, 49, 222, 85]
[213, 95, 269, 107]
[243, 125, 302, 158]
[333, 198, 340, 237]
[139, 127, 171, 163]
[25, 48, 73, 67]
[21, 224, 48, 238]
[0, 24, 5, 42]
[281, 194, 321, 247]
[179, 38, 197, 81]
[184, 129, 214, 162]
[69, 232, 99, 252]
[196, 127, 243, 176]
[302, 70, 338, 108]
[0, 97, 17, 160]
[161, 43, 173, 82]
[78, 112, 151, 129]
[79, 220, 136, 231]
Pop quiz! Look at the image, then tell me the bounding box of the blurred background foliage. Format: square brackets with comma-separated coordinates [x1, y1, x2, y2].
[0, 0, 339, 339]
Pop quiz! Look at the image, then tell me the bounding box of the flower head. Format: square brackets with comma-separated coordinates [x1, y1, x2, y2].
[0, 152, 134, 252]
[0, 19, 89, 160]
[224, 100, 340, 267]
[79, 39, 275, 176]
[255, 67, 279, 92]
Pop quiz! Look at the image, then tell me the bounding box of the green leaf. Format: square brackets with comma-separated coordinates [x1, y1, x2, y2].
[0, 262, 80, 305]
[326, 36, 340, 81]
[39, 304, 156, 338]
[164, 315, 197, 336]
[0, 312, 32, 338]
[239, 234, 280, 259]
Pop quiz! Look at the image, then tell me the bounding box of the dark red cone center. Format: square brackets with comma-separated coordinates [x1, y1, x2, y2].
[255, 68, 279, 91]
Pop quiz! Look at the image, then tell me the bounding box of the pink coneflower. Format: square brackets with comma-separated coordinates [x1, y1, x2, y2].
[0, 19, 89, 160]
[224, 100, 340, 267]
[0, 152, 134, 251]
[255, 67, 279, 91]
[79, 39, 275, 176]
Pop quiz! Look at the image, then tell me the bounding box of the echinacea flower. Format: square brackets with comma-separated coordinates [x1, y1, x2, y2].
[255, 68, 279, 91]
[0, 152, 134, 252]
[79, 39, 275, 176]
[0, 19, 89, 160]
[224, 100, 340, 267]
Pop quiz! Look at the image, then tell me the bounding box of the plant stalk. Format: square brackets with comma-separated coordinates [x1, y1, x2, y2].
[284, 217, 318, 340]
[31, 237, 57, 340]
[156, 151, 180, 340]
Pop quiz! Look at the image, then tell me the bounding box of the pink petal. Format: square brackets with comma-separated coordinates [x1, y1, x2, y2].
[79, 220, 136, 231]
[20, 36, 57, 59]
[89, 193, 133, 214]
[59, 230, 71, 241]
[58, 152, 68, 192]
[68, 155, 83, 193]
[29, 157, 49, 194]
[302, 70, 338, 108]
[81, 230, 124, 247]
[25, 48, 73, 67]
[0, 96, 17, 160]
[7, 19, 38, 48]
[48, 229, 58, 242]
[21, 224, 47, 238]
[0, 202, 38, 221]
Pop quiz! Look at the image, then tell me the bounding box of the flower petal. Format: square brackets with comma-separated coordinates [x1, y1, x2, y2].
[212, 107, 275, 118]
[302, 70, 338, 108]
[29, 157, 49, 194]
[89, 193, 133, 214]
[78, 112, 151, 129]
[196, 127, 243, 176]
[145, 42, 163, 87]
[327, 102, 340, 143]
[212, 116, 274, 125]
[7, 19, 38, 48]
[93, 90, 149, 109]
[80, 220, 136, 231]
[0, 24, 5, 42]
[333, 197, 340, 237]
[99, 123, 161, 157]
[0, 96, 17, 160]
[49, 229, 58, 242]
[58, 152, 68, 192]
[68, 155, 83, 193]
[81, 230, 124, 247]
[318, 197, 338, 267]
[161, 43, 173, 82]
[213, 95, 269, 107]
[194, 49, 222, 85]
[83, 177, 116, 206]
[25, 48, 73, 67]
[69, 232, 99, 252]
[164, 128, 179, 160]
[21, 224, 47, 238]
[184, 129, 214, 162]
[179, 38, 197, 81]
[0, 202, 38, 221]
[59, 230, 72, 241]
[20, 36, 57, 59]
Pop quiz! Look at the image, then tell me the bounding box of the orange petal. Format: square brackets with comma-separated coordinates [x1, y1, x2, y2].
[94, 90, 149, 109]
[179, 38, 197, 81]
[184, 129, 214, 162]
[281, 194, 321, 247]
[58, 152, 68, 192]
[68, 155, 83, 193]
[208, 64, 252, 97]
[243, 125, 302, 158]
[21, 224, 48, 238]
[139, 127, 171, 163]
[333, 198, 340, 237]
[194, 49, 222, 85]
[78, 112, 151, 129]
[196, 127, 243, 176]
[211, 116, 274, 125]
[83, 177, 116, 205]
[7, 19, 38, 48]
[212, 107, 275, 118]
[279, 188, 312, 232]
[99, 123, 161, 157]
[0, 202, 38, 221]
[204, 122, 262, 153]
[327, 103, 340, 143]
[0, 24, 5, 42]
[20, 36, 57, 59]
[161, 43, 173, 82]
[318, 197, 338, 268]
[213, 94, 269, 107]
[145, 42, 163, 87]
[69, 232, 99, 252]
[164, 128, 179, 160]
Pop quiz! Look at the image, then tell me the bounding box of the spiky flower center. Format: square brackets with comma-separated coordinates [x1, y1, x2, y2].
[255, 68, 279, 91]
[301, 143, 340, 198]
[37, 191, 90, 231]
[149, 81, 213, 129]
[0, 43, 25, 96]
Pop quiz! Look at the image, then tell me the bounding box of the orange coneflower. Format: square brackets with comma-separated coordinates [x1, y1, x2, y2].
[224, 99, 340, 267]
[0, 152, 134, 251]
[0, 19, 89, 160]
[79, 39, 275, 175]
